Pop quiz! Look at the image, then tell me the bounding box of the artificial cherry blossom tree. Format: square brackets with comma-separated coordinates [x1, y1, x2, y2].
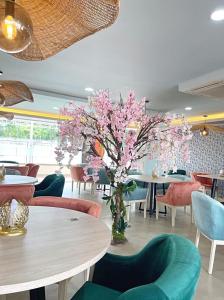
[56, 90, 192, 243]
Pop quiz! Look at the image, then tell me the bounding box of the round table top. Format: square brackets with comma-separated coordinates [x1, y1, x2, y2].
[0, 206, 111, 295]
[0, 175, 38, 186]
[129, 174, 184, 184]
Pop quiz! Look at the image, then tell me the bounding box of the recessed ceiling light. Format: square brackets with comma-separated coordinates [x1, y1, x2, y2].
[53, 106, 59, 110]
[85, 87, 94, 92]
[211, 9, 224, 21]
[185, 107, 192, 111]
[0, 71, 3, 76]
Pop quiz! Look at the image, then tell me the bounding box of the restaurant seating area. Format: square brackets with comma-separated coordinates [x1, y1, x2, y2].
[1, 1, 224, 300]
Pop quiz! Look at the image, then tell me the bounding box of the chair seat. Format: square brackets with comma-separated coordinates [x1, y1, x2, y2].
[71, 282, 121, 300]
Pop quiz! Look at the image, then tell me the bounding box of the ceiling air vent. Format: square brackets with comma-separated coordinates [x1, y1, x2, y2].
[186, 80, 224, 99]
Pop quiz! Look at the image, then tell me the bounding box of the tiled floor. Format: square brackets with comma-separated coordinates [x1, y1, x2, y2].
[7, 180, 224, 300]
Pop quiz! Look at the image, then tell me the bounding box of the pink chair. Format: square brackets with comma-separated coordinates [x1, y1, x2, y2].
[156, 181, 202, 227]
[26, 163, 40, 177]
[191, 172, 213, 189]
[0, 185, 35, 205]
[70, 165, 93, 195]
[5, 166, 29, 176]
[29, 196, 102, 218]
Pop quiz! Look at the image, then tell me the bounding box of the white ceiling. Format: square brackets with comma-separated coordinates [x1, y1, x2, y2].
[1, 0, 224, 115]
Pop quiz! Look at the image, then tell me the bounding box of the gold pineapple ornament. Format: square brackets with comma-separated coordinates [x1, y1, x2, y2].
[0, 199, 29, 236]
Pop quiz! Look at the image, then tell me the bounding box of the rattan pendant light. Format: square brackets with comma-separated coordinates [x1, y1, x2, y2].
[10, 0, 120, 61]
[0, 80, 33, 106]
[0, 111, 14, 119]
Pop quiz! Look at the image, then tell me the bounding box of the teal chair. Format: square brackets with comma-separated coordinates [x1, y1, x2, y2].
[72, 234, 201, 300]
[34, 174, 65, 197]
[192, 191, 224, 274]
[168, 169, 187, 175]
[123, 186, 148, 221]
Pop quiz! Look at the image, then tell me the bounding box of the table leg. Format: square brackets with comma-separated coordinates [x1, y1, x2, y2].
[153, 183, 157, 211]
[211, 179, 217, 198]
[0, 295, 6, 300]
[30, 287, 45, 300]
[149, 183, 154, 216]
[58, 279, 69, 300]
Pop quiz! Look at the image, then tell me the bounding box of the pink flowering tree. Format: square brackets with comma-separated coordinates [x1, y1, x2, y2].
[56, 90, 192, 243]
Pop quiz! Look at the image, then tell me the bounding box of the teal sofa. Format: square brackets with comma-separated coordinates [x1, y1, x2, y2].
[72, 234, 201, 300]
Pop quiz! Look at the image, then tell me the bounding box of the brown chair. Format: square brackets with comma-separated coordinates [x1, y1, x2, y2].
[26, 163, 40, 177]
[191, 172, 213, 193]
[5, 166, 29, 176]
[70, 165, 93, 195]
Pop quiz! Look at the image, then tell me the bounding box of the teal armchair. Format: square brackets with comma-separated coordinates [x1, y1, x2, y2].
[192, 191, 224, 274]
[34, 174, 65, 197]
[72, 234, 201, 300]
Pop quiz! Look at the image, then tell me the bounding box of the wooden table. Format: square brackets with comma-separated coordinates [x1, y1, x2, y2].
[197, 174, 224, 198]
[0, 175, 37, 186]
[129, 175, 183, 216]
[0, 207, 111, 300]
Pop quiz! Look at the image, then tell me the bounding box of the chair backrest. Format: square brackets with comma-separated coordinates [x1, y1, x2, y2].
[70, 166, 86, 182]
[26, 164, 40, 177]
[97, 168, 110, 185]
[34, 174, 65, 197]
[5, 168, 21, 175]
[5, 166, 29, 176]
[0, 160, 19, 164]
[168, 169, 186, 175]
[164, 181, 202, 206]
[191, 172, 213, 186]
[94, 234, 200, 300]
[192, 191, 224, 240]
[29, 196, 102, 218]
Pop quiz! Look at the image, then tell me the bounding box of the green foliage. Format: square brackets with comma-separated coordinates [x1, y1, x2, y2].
[0, 122, 58, 140]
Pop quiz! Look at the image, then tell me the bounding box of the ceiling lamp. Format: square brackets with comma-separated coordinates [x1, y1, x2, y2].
[0, 111, 14, 119]
[200, 127, 209, 137]
[9, 0, 120, 61]
[0, 0, 33, 53]
[0, 80, 33, 106]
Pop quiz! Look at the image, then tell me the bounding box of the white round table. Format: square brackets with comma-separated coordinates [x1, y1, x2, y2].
[0, 175, 38, 186]
[0, 206, 111, 300]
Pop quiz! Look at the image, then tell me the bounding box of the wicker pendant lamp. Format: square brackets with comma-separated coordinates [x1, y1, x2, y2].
[9, 0, 120, 61]
[0, 111, 14, 119]
[0, 80, 33, 106]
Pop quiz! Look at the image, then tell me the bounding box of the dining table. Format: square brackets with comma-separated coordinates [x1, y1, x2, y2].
[0, 175, 37, 186]
[129, 175, 183, 216]
[0, 206, 111, 300]
[197, 174, 224, 198]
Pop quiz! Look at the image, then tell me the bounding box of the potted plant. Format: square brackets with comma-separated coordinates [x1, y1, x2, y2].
[56, 90, 191, 243]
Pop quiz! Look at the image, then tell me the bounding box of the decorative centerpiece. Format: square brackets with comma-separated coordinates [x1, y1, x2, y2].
[56, 90, 192, 243]
[0, 199, 29, 236]
[0, 166, 6, 181]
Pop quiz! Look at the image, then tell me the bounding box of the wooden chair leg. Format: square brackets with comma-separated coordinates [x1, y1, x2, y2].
[171, 207, 176, 227]
[156, 202, 159, 220]
[195, 229, 200, 248]
[84, 182, 86, 191]
[78, 182, 81, 195]
[126, 204, 130, 223]
[190, 205, 194, 223]
[84, 268, 90, 282]
[143, 201, 147, 219]
[208, 241, 217, 275]
[71, 180, 74, 192]
[184, 206, 187, 213]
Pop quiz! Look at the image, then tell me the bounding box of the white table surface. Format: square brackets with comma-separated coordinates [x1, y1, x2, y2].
[129, 174, 183, 184]
[197, 174, 224, 181]
[0, 206, 111, 296]
[0, 175, 37, 186]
